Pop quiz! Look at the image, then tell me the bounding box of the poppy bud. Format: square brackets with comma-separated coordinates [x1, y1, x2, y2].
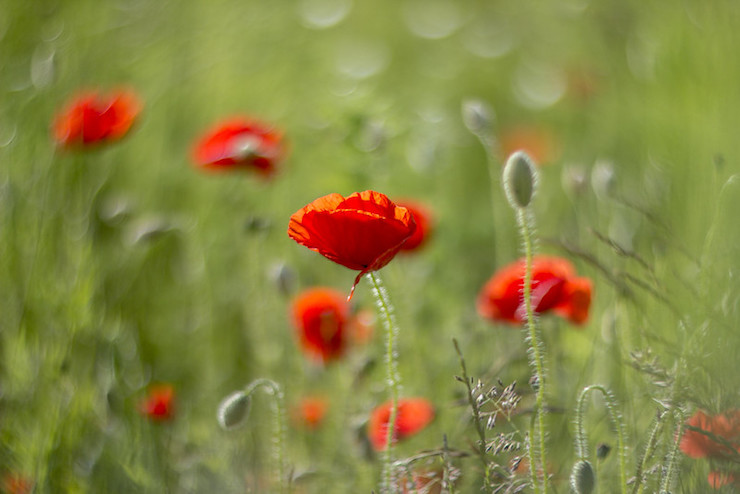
[596, 443, 611, 460]
[462, 99, 494, 135]
[569, 460, 595, 494]
[217, 391, 251, 430]
[503, 150, 537, 209]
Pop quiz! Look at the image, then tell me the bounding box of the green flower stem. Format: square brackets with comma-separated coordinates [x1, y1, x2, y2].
[369, 272, 401, 494]
[517, 208, 548, 494]
[659, 409, 685, 493]
[244, 379, 287, 493]
[575, 385, 627, 494]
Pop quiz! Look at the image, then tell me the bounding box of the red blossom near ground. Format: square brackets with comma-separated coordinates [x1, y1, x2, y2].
[288, 190, 416, 298]
[291, 396, 329, 429]
[499, 125, 560, 166]
[708, 470, 740, 489]
[2, 474, 33, 494]
[367, 397, 435, 451]
[477, 256, 593, 326]
[394, 199, 434, 252]
[192, 118, 284, 177]
[291, 287, 350, 363]
[680, 409, 740, 459]
[397, 468, 443, 494]
[139, 384, 175, 422]
[53, 89, 141, 148]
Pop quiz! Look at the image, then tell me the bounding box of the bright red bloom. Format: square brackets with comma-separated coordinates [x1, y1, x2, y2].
[394, 200, 434, 252]
[288, 191, 416, 296]
[53, 89, 141, 147]
[368, 397, 435, 451]
[291, 287, 350, 363]
[192, 118, 284, 177]
[680, 409, 740, 459]
[477, 256, 592, 326]
[139, 384, 175, 422]
[291, 396, 329, 429]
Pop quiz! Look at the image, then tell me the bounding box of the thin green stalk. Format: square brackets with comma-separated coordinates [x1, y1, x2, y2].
[659, 409, 685, 493]
[575, 385, 628, 494]
[369, 272, 402, 493]
[244, 379, 287, 493]
[632, 412, 665, 494]
[518, 208, 548, 493]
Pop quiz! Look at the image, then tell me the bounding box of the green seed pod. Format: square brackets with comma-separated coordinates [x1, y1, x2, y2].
[503, 150, 538, 209]
[570, 460, 595, 494]
[217, 391, 252, 431]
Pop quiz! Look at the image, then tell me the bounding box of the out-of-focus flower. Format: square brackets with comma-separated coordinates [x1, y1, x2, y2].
[708, 470, 740, 489]
[477, 256, 592, 326]
[2, 474, 33, 494]
[291, 287, 350, 363]
[348, 308, 375, 345]
[288, 191, 416, 297]
[680, 409, 740, 459]
[291, 396, 329, 429]
[192, 118, 284, 177]
[53, 89, 141, 148]
[139, 384, 175, 422]
[394, 199, 434, 252]
[499, 125, 560, 166]
[367, 397, 434, 451]
[398, 468, 443, 494]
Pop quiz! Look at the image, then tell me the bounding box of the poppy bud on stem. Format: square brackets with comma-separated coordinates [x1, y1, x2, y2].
[574, 385, 628, 494]
[503, 150, 547, 494]
[217, 379, 287, 493]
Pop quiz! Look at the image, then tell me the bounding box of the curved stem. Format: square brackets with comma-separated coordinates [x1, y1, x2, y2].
[518, 208, 548, 493]
[244, 379, 287, 493]
[575, 385, 628, 494]
[369, 272, 402, 494]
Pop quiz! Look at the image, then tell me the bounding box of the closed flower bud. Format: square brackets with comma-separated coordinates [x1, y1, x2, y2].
[570, 460, 595, 494]
[503, 151, 538, 209]
[461, 99, 494, 135]
[217, 391, 251, 430]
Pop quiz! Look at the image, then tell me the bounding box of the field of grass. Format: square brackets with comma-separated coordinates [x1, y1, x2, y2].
[2, 1, 740, 492]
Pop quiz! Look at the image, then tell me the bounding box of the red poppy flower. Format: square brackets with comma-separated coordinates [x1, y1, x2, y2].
[680, 409, 740, 459]
[53, 89, 141, 147]
[288, 191, 416, 297]
[398, 469, 443, 494]
[477, 256, 592, 326]
[192, 118, 284, 177]
[139, 384, 175, 422]
[291, 396, 329, 429]
[368, 397, 435, 451]
[394, 199, 434, 252]
[708, 471, 740, 489]
[291, 287, 349, 363]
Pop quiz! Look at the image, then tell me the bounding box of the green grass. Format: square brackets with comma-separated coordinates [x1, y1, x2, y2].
[1, 0, 740, 492]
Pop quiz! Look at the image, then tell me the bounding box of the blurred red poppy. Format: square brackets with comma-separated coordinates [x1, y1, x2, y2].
[708, 471, 740, 489]
[394, 199, 434, 252]
[368, 397, 434, 451]
[192, 118, 284, 177]
[477, 256, 592, 326]
[139, 384, 175, 422]
[291, 287, 349, 363]
[53, 89, 141, 148]
[398, 468, 443, 494]
[680, 409, 740, 459]
[2, 474, 33, 494]
[499, 125, 560, 166]
[288, 191, 416, 297]
[291, 396, 329, 429]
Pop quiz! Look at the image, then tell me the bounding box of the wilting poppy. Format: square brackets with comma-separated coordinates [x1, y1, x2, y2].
[192, 118, 284, 177]
[139, 384, 175, 422]
[288, 190, 416, 297]
[477, 256, 592, 326]
[291, 287, 349, 363]
[680, 409, 740, 459]
[499, 125, 560, 166]
[394, 199, 434, 252]
[291, 396, 329, 429]
[53, 89, 141, 148]
[368, 397, 435, 451]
